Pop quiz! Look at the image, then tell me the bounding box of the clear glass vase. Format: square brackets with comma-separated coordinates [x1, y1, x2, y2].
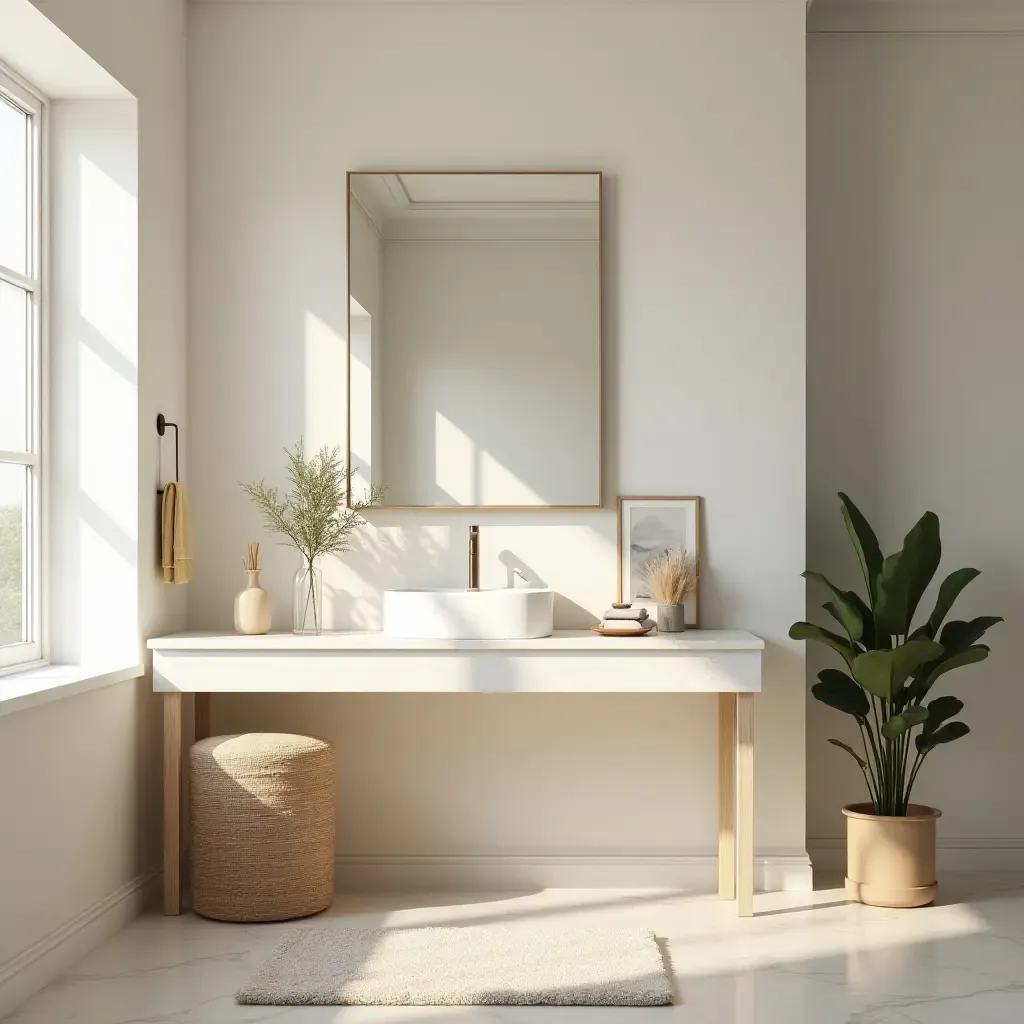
[292, 559, 323, 635]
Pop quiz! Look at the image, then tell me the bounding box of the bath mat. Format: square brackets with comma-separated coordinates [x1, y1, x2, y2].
[236, 925, 673, 1006]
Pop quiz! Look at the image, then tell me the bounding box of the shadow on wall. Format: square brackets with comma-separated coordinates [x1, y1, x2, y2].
[212, 686, 721, 865]
[325, 523, 447, 631]
[328, 510, 613, 633]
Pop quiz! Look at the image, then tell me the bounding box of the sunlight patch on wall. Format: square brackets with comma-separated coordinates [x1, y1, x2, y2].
[79, 156, 137, 360]
[77, 345, 137, 662]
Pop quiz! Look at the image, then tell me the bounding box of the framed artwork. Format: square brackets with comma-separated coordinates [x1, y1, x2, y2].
[617, 496, 701, 627]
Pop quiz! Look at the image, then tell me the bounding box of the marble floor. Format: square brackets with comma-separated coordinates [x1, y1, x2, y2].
[7, 877, 1024, 1024]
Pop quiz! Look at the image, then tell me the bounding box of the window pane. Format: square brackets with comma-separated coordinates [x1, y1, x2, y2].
[0, 279, 28, 450]
[0, 95, 30, 276]
[0, 462, 26, 648]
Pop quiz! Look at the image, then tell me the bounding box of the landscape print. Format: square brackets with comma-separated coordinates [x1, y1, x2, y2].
[618, 496, 700, 625]
[629, 507, 693, 600]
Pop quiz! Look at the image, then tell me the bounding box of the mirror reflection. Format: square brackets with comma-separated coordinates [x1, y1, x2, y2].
[348, 172, 602, 508]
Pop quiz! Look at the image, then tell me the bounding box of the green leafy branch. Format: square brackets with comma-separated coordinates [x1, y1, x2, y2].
[241, 440, 384, 569]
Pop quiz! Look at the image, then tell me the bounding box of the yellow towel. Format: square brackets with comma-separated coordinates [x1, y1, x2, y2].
[161, 482, 193, 584]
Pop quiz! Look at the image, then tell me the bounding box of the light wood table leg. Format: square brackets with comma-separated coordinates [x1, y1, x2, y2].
[163, 692, 183, 916]
[194, 692, 212, 743]
[736, 692, 755, 917]
[717, 693, 736, 900]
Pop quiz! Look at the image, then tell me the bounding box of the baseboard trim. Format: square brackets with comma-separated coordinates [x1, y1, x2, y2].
[810, 836, 1024, 874]
[335, 852, 813, 893]
[0, 867, 160, 1020]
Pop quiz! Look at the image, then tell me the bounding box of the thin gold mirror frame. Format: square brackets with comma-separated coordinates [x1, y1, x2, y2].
[345, 169, 604, 510]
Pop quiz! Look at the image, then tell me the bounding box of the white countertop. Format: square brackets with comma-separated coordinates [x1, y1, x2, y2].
[148, 628, 764, 653]
[149, 630, 764, 693]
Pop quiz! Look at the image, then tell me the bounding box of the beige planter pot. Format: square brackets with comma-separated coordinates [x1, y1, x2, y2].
[843, 803, 941, 908]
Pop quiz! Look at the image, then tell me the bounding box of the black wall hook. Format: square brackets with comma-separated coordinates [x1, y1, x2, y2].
[157, 413, 179, 495]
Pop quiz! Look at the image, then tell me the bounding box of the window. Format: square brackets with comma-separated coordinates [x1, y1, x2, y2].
[0, 64, 44, 671]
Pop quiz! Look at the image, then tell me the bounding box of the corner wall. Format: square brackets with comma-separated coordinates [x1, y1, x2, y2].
[189, 0, 808, 887]
[807, 28, 1024, 864]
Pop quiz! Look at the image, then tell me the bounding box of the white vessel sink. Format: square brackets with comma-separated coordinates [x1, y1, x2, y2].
[383, 588, 554, 640]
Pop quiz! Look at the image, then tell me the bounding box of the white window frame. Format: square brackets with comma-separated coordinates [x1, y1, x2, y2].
[0, 63, 46, 673]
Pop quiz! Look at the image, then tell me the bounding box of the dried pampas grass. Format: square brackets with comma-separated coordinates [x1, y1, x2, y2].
[641, 547, 698, 605]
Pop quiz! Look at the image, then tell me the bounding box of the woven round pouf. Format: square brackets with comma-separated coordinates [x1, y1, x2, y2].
[190, 733, 335, 922]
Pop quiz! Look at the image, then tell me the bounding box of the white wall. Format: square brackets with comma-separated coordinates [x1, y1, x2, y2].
[380, 237, 600, 506]
[189, 0, 807, 886]
[807, 28, 1024, 861]
[0, 1, 186, 1014]
[28, 0, 188, 639]
[49, 98, 139, 668]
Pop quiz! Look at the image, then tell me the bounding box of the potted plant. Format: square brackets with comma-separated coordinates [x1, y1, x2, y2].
[792, 493, 1001, 907]
[641, 546, 698, 632]
[242, 442, 383, 635]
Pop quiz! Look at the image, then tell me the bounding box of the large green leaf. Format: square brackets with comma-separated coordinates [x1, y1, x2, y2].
[922, 568, 980, 639]
[827, 738, 867, 769]
[874, 512, 941, 638]
[848, 591, 876, 649]
[881, 705, 929, 740]
[853, 639, 944, 700]
[914, 645, 990, 699]
[812, 669, 870, 719]
[875, 512, 943, 636]
[852, 651, 896, 699]
[789, 621, 858, 668]
[825, 598, 876, 649]
[923, 695, 964, 734]
[939, 616, 1003, 654]
[839, 493, 883, 606]
[804, 572, 867, 642]
[916, 720, 970, 753]
[823, 601, 846, 632]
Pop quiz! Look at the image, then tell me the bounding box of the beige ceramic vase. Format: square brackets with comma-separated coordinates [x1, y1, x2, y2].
[843, 803, 941, 908]
[234, 569, 272, 635]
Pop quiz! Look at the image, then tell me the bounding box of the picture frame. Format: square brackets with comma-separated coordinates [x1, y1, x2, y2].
[617, 496, 701, 627]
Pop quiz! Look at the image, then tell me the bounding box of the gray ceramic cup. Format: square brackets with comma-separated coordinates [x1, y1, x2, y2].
[657, 603, 687, 632]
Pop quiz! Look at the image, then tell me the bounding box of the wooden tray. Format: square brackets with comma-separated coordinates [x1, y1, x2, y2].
[590, 623, 655, 637]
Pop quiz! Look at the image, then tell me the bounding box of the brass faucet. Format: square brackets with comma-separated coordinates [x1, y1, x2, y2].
[468, 524, 480, 590]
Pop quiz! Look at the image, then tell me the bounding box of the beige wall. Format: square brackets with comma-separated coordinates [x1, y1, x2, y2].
[0, 680, 158, 982]
[0, 1, 186, 1014]
[189, 0, 808, 882]
[807, 29, 1024, 858]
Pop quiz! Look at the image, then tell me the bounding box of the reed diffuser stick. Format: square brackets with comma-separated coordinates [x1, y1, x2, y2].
[242, 541, 262, 572]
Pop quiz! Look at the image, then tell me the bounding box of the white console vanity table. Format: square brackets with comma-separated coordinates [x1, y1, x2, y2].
[149, 629, 763, 918]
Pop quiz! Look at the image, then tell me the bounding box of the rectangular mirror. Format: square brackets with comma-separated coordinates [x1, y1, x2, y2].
[347, 171, 602, 509]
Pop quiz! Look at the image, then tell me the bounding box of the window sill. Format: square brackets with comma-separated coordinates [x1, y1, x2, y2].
[0, 662, 145, 719]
